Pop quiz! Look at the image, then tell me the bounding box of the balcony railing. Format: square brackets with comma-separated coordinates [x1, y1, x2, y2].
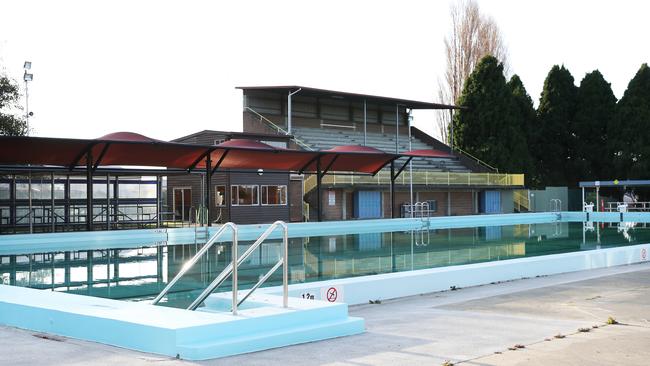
[304, 171, 524, 193]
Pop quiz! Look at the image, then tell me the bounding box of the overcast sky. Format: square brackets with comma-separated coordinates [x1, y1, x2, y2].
[1, 0, 648, 141]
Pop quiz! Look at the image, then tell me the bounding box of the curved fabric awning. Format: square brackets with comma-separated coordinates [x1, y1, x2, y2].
[88, 132, 207, 169]
[0, 133, 437, 175]
[0, 136, 93, 167]
[200, 139, 319, 171]
[299, 145, 396, 174]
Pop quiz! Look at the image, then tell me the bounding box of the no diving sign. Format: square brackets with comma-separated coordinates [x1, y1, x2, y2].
[642, 248, 648, 261]
[320, 285, 344, 303]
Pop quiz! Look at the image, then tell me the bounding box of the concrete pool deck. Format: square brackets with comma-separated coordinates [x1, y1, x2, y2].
[2, 262, 650, 365]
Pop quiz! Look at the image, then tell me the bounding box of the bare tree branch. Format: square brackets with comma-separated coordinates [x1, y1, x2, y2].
[436, 0, 509, 143]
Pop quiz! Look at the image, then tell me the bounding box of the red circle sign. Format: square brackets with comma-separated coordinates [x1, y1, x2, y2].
[642, 248, 647, 260]
[326, 287, 338, 302]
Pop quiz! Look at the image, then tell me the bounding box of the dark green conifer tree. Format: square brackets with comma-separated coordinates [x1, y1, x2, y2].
[452, 56, 530, 173]
[573, 70, 617, 182]
[507, 74, 538, 186]
[536, 65, 577, 186]
[612, 63, 650, 179]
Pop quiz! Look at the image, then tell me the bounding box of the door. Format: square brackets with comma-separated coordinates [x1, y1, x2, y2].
[289, 179, 303, 222]
[354, 191, 382, 219]
[481, 190, 501, 214]
[173, 188, 192, 222]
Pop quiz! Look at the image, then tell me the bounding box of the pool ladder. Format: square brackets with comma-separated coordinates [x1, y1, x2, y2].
[151, 221, 289, 314]
[413, 202, 431, 246]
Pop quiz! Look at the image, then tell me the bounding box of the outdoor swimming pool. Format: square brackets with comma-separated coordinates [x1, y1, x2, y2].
[2, 212, 649, 309]
[1, 212, 650, 359]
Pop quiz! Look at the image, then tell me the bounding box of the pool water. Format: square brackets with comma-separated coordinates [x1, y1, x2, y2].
[1, 221, 648, 309]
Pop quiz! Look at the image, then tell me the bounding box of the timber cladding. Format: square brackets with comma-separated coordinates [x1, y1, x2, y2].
[167, 171, 290, 225]
[166, 130, 292, 225]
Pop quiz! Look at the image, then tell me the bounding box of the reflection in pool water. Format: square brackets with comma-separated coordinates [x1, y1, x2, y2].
[1, 221, 648, 308]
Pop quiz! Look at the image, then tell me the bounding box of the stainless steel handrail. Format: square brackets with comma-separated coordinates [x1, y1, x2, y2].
[549, 199, 562, 212]
[151, 222, 238, 305]
[187, 220, 289, 313]
[244, 107, 313, 151]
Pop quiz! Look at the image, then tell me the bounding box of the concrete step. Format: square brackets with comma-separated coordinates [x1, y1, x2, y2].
[179, 293, 363, 359]
[0, 285, 364, 361]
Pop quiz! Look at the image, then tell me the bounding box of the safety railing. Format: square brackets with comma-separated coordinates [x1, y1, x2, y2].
[513, 190, 530, 212]
[244, 107, 314, 151]
[452, 146, 499, 173]
[303, 171, 524, 194]
[151, 222, 238, 306]
[187, 220, 289, 313]
[605, 201, 650, 212]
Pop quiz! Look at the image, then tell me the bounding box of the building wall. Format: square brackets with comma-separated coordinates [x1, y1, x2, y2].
[320, 188, 344, 221]
[381, 191, 410, 218]
[501, 190, 515, 213]
[166, 172, 290, 225]
[450, 191, 473, 216]
[242, 90, 412, 137]
[418, 191, 450, 217]
[313, 189, 477, 220]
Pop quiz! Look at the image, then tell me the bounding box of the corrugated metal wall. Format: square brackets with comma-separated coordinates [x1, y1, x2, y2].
[353, 191, 382, 219]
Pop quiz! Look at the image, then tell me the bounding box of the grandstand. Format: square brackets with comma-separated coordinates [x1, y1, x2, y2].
[291, 126, 470, 172]
[238, 86, 524, 221]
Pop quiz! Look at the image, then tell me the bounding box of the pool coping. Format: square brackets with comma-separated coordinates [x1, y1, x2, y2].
[258, 242, 650, 305]
[3, 211, 647, 255]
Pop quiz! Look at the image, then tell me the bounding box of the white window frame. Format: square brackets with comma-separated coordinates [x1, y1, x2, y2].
[231, 185, 259, 206]
[261, 185, 287, 206]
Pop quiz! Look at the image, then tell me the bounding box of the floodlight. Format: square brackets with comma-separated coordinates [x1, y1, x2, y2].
[24, 61, 32, 70]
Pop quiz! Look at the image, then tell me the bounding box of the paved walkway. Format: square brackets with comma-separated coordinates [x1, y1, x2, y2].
[2, 262, 650, 366]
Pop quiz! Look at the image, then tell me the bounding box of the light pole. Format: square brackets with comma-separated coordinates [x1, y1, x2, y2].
[23, 61, 33, 134]
[23, 61, 34, 232]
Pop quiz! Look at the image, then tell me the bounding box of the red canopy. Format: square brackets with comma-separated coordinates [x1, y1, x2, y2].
[0, 134, 400, 175]
[300, 145, 396, 174]
[200, 139, 318, 171]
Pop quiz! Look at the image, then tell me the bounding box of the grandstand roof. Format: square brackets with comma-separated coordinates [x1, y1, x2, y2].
[236, 85, 461, 110]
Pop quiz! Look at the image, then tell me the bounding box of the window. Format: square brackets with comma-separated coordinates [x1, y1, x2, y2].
[53, 183, 65, 199]
[0, 183, 9, 200]
[261, 185, 287, 205]
[15, 183, 29, 199]
[118, 180, 156, 199]
[70, 183, 87, 199]
[93, 183, 114, 199]
[215, 185, 226, 206]
[231, 185, 258, 206]
[426, 200, 438, 213]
